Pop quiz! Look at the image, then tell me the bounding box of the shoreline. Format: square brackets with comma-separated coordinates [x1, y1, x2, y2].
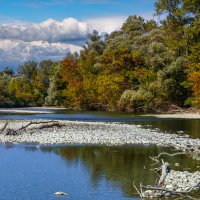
[0, 120, 199, 159]
[0, 108, 54, 114]
[141, 111, 200, 119]
[0, 106, 67, 114]
[142, 113, 200, 119]
[0, 107, 200, 120]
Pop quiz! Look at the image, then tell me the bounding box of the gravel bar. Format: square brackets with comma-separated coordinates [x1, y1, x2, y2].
[0, 120, 199, 155]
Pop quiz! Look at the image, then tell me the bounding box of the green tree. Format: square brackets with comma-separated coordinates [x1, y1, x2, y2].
[18, 61, 38, 79]
[0, 72, 13, 106]
[8, 76, 35, 106]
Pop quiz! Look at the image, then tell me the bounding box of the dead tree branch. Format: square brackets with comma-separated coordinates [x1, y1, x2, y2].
[157, 152, 186, 159]
[17, 120, 59, 131]
[1, 120, 64, 135]
[0, 122, 8, 132]
[32, 122, 64, 130]
[141, 181, 200, 195]
[133, 181, 142, 197]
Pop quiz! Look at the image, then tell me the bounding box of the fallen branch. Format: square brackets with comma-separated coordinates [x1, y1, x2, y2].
[157, 152, 186, 159]
[17, 120, 59, 131]
[149, 156, 160, 164]
[1, 120, 64, 136]
[133, 181, 142, 197]
[4, 128, 19, 136]
[32, 122, 64, 130]
[139, 159, 200, 198]
[0, 122, 8, 132]
[141, 181, 200, 195]
[158, 161, 170, 186]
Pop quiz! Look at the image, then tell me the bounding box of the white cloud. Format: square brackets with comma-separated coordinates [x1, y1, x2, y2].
[0, 16, 131, 68]
[87, 16, 127, 34]
[86, 14, 157, 34]
[0, 39, 82, 68]
[0, 18, 89, 43]
[0, 17, 130, 43]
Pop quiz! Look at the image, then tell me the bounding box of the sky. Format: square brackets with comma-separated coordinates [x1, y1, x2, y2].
[0, 0, 156, 69]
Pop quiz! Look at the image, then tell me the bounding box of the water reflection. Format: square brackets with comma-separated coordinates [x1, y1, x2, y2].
[28, 145, 200, 198]
[133, 118, 200, 138]
[0, 144, 199, 200]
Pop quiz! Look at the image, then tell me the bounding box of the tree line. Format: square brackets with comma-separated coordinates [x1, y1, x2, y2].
[0, 0, 199, 111]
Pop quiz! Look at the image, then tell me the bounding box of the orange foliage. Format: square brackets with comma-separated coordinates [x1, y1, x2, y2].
[60, 56, 83, 106]
[187, 63, 200, 106]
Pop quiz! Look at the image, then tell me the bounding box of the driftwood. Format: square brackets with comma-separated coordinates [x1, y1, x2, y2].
[149, 152, 188, 168]
[31, 122, 63, 130]
[17, 120, 59, 131]
[0, 122, 8, 132]
[158, 161, 170, 185]
[157, 152, 186, 159]
[4, 128, 19, 136]
[0, 121, 64, 135]
[133, 181, 142, 197]
[133, 159, 200, 199]
[133, 162, 170, 198]
[141, 181, 200, 195]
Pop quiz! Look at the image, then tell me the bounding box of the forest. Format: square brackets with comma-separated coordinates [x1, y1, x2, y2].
[0, 0, 199, 111]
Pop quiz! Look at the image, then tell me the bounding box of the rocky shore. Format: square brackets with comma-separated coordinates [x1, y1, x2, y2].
[164, 170, 200, 192]
[0, 120, 200, 156]
[142, 170, 200, 198]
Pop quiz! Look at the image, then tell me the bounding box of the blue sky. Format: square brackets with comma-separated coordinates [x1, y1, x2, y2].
[0, 0, 157, 68]
[0, 0, 156, 22]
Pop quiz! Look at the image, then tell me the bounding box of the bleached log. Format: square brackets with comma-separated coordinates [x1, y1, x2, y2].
[158, 162, 170, 186]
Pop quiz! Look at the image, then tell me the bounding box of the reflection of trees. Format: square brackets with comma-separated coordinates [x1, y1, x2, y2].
[35, 145, 199, 197]
[21, 144, 200, 197]
[134, 119, 200, 138]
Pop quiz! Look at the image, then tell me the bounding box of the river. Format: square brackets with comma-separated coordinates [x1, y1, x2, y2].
[0, 108, 199, 199]
[0, 108, 199, 138]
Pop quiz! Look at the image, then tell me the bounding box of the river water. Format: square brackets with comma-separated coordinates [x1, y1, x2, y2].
[0, 109, 199, 199]
[0, 144, 199, 200]
[0, 108, 199, 138]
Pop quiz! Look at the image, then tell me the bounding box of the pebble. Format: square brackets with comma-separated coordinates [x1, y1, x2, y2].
[174, 163, 180, 167]
[143, 170, 200, 198]
[54, 192, 68, 196]
[0, 120, 199, 158]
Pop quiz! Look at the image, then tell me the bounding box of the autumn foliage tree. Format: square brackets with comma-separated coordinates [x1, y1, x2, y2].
[0, 0, 199, 110]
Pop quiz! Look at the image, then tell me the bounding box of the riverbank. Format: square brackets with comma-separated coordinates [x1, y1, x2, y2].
[0, 120, 199, 159]
[0, 106, 68, 114]
[143, 113, 200, 119]
[0, 108, 53, 114]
